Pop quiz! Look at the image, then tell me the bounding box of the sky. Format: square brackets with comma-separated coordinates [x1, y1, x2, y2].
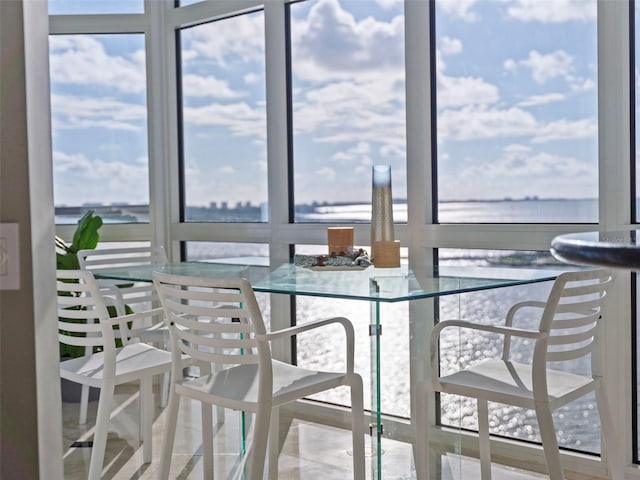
[49, 0, 603, 209]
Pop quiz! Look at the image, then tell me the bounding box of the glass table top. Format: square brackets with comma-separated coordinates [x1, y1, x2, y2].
[93, 260, 562, 303]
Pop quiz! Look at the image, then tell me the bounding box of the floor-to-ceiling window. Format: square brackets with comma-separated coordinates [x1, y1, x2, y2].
[49, 1, 635, 477]
[435, 0, 598, 224]
[178, 10, 268, 223]
[434, 0, 602, 455]
[290, 0, 407, 224]
[49, 32, 150, 224]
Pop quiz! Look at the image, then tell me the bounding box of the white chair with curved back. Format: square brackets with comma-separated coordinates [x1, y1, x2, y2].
[57, 269, 173, 480]
[415, 268, 623, 480]
[75, 244, 170, 423]
[152, 271, 366, 480]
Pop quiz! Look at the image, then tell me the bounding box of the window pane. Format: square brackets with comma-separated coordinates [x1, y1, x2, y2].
[183, 241, 271, 327]
[50, 34, 149, 224]
[183, 241, 269, 262]
[290, 1, 407, 223]
[435, 0, 598, 223]
[49, 0, 143, 15]
[438, 249, 600, 454]
[179, 12, 268, 222]
[294, 244, 410, 419]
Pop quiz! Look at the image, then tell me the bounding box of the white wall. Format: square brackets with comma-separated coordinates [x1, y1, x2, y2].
[0, 0, 62, 478]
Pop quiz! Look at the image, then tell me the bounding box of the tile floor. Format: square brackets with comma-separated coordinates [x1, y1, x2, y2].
[62, 384, 548, 479]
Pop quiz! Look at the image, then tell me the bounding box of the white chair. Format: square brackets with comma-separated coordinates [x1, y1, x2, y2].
[57, 269, 174, 480]
[415, 269, 623, 480]
[76, 245, 171, 419]
[152, 271, 366, 480]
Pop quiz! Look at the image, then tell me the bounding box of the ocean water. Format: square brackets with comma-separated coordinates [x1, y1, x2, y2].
[296, 198, 598, 224]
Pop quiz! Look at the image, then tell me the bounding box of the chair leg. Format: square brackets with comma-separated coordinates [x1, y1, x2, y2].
[267, 407, 279, 480]
[158, 389, 181, 480]
[350, 374, 366, 480]
[140, 376, 153, 463]
[477, 398, 492, 480]
[535, 401, 564, 480]
[160, 372, 170, 408]
[595, 386, 624, 480]
[248, 404, 271, 480]
[201, 402, 214, 478]
[88, 382, 115, 480]
[79, 385, 90, 424]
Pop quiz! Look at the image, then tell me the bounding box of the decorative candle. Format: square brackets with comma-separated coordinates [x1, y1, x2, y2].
[327, 227, 354, 256]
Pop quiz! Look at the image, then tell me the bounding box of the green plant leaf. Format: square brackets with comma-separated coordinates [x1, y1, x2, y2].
[69, 211, 103, 253]
[56, 252, 80, 270]
[56, 210, 103, 270]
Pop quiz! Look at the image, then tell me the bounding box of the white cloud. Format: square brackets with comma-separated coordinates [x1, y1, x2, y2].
[183, 13, 264, 67]
[438, 74, 499, 108]
[331, 142, 372, 167]
[438, 146, 597, 200]
[49, 35, 145, 93]
[244, 73, 261, 85]
[508, 0, 596, 23]
[182, 74, 245, 99]
[568, 76, 596, 92]
[521, 50, 574, 84]
[503, 58, 518, 72]
[503, 144, 532, 154]
[291, 0, 404, 82]
[439, 106, 537, 141]
[53, 150, 149, 205]
[183, 159, 267, 207]
[51, 94, 146, 131]
[517, 93, 565, 107]
[439, 104, 596, 143]
[436, 49, 499, 107]
[437, 0, 479, 22]
[183, 101, 266, 140]
[532, 117, 596, 143]
[441, 36, 463, 55]
[374, 0, 403, 8]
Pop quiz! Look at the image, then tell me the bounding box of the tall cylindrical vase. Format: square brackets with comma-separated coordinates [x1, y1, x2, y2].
[370, 165, 396, 264]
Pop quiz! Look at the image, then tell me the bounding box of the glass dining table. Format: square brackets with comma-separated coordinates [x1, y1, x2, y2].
[93, 258, 561, 479]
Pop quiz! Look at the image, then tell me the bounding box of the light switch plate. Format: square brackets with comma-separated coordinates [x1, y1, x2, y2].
[0, 223, 20, 290]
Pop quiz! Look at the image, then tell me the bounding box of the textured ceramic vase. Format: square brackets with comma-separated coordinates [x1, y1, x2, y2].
[370, 165, 395, 261]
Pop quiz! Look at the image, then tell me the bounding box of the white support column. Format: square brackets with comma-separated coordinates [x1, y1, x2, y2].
[146, 0, 176, 258]
[597, 0, 632, 473]
[264, 0, 293, 362]
[404, 0, 438, 463]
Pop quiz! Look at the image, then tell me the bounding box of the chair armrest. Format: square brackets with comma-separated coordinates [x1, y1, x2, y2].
[505, 300, 546, 327]
[259, 317, 356, 374]
[98, 283, 127, 315]
[430, 319, 546, 387]
[432, 319, 546, 341]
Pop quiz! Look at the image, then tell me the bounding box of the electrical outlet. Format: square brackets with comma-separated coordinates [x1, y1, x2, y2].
[0, 223, 20, 290]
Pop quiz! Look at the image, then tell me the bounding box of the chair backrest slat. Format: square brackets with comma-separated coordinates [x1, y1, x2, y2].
[57, 269, 120, 357]
[534, 269, 611, 370]
[548, 325, 597, 346]
[153, 271, 270, 374]
[77, 246, 168, 335]
[77, 245, 166, 270]
[546, 341, 595, 362]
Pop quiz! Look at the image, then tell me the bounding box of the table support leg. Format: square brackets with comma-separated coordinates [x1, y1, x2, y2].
[369, 290, 382, 480]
